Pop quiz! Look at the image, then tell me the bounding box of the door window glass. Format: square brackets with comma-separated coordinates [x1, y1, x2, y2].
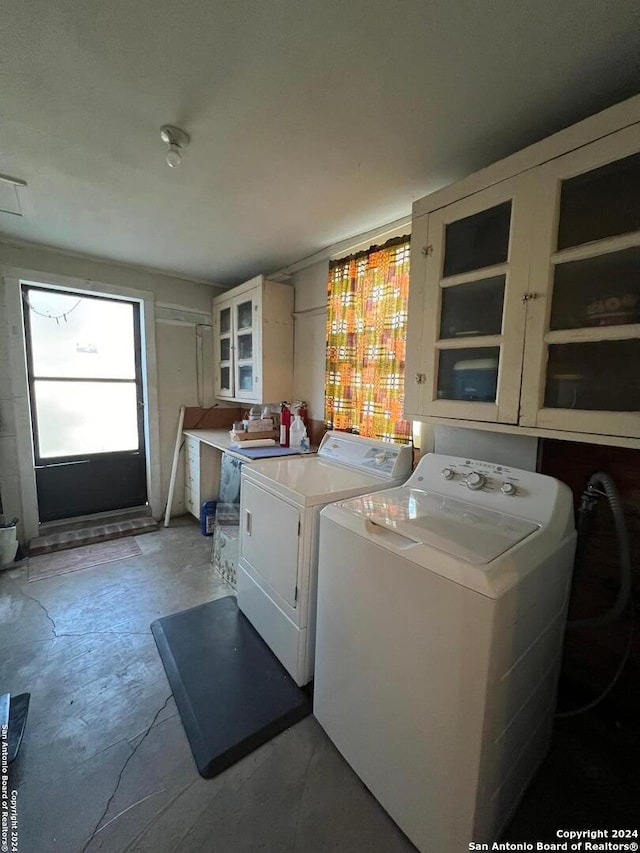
[34, 381, 139, 457]
[24, 286, 142, 462]
[27, 290, 135, 379]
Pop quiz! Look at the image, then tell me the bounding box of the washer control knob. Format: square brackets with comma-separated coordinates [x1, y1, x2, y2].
[501, 482, 517, 496]
[375, 451, 388, 465]
[466, 471, 486, 491]
[441, 467, 455, 480]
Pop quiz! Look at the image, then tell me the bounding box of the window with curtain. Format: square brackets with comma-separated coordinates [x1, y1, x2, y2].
[325, 236, 411, 444]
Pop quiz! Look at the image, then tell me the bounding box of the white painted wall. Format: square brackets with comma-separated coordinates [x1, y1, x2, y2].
[0, 240, 223, 542]
[291, 261, 328, 422]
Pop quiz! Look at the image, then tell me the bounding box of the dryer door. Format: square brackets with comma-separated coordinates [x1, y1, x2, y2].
[241, 479, 300, 608]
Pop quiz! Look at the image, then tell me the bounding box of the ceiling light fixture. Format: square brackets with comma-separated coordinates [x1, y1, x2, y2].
[160, 125, 190, 168]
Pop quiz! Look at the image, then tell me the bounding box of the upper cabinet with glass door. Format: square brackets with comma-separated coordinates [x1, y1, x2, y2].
[213, 275, 294, 404]
[405, 95, 640, 446]
[520, 125, 640, 440]
[405, 174, 535, 424]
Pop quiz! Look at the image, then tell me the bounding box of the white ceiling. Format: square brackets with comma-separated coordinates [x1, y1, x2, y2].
[2, 0, 639, 287]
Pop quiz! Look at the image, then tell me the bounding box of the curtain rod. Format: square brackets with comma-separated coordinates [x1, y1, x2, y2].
[329, 234, 410, 270]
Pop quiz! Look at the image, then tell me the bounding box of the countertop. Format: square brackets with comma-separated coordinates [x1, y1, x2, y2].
[183, 429, 235, 451]
[183, 428, 250, 462]
[183, 429, 312, 462]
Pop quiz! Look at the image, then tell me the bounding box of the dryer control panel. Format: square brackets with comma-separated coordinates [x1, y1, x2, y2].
[318, 431, 413, 480]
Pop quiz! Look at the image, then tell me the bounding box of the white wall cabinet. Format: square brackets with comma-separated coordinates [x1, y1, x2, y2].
[406, 97, 640, 447]
[213, 276, 294, 404]
[184, 434, 220, 520]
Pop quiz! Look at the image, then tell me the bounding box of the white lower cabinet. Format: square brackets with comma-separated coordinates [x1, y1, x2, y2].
[406, 96, 640, 446]
[183, 435, 220, 520]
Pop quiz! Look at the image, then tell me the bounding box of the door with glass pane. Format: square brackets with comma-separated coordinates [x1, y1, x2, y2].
[414, 175, 534, 423]
[521, 124, 640, 438]
[215, 298, 234, 398]
[23, 285, 147, 522]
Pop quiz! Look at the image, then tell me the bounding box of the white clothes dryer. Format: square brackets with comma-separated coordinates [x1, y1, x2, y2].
[236, 431, 413, 686]
[313, 453, 577, 852]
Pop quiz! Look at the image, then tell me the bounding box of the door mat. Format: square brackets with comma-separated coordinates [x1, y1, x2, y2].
[151, 596, 311, 779]
[28, 537, 143, 582]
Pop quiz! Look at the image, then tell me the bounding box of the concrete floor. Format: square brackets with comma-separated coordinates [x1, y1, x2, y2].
[2, 518, 636, 852]
[1, 518, 415, 853]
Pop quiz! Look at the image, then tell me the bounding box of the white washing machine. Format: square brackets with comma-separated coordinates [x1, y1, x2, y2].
[313, 453, 576, 853]
[236, 431, 413, 686]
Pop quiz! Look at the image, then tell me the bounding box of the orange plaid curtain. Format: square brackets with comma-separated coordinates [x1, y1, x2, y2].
[325, 237, 411, 444]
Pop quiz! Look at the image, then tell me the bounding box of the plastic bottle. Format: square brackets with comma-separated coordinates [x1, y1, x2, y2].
[289, 414, 306, 449]
[200, 500, 217, 536]
[280, 403, 291, 447]
[297, 401, 308, 430]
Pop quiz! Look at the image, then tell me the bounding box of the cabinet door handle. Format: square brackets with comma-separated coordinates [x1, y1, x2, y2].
[245, 510, 252, 536]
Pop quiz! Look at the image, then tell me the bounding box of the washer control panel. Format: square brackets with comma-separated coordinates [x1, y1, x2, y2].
[438, 462, 519, 496]
[405, 453, 570, 537]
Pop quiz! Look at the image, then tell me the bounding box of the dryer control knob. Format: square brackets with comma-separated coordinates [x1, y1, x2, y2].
[441, 467, 455, 480]
[501, 482, 517, 495]
[466, 471, 486, 491]
[374, 451, 388, 465]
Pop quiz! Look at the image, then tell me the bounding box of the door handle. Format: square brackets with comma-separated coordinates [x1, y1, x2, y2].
[245, 510, 252, 536]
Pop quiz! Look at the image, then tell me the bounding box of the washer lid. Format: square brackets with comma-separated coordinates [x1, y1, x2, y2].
[339, 488, 539, 565]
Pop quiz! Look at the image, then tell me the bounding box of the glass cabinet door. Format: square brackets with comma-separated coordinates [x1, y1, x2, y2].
[233, 296, 258, 399]
[521, 125, 640, 439]
[216, 303, 234, 396]
[413, 175, 533, 423]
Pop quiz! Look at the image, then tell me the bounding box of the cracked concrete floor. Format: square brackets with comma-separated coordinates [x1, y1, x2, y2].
[0, 518, 416, 853]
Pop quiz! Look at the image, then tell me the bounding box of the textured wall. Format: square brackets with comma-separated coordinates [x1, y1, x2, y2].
[0, 240, 223, 540]
[540, 439, 640, 714]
